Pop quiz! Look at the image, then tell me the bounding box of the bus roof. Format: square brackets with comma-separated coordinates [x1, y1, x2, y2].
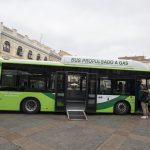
[61, 56, 150, 71]
[0, 56, 149, 71]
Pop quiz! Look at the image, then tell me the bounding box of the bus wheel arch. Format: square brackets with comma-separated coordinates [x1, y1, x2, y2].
[114, 100, 131, 115]
[20, 97, 41, 114]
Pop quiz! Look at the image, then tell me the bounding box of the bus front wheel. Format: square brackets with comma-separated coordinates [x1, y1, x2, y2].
[114, 101, 130, 115]
[21, 98, 40, 114]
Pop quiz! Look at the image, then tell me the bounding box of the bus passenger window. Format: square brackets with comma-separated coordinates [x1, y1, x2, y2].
[1, 70, 18, 90]
[118, 82, 123, 93]
[98, 77, 111, 94]
[113, 81, 126, 94]
[112, 80, 134, 95]
[48, 73, 55, 92]
[147, 79, 150, 92]
[30, 78, 46, 91]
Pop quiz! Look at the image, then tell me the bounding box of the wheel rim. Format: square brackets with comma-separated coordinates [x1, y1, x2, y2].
[25, 100, 37, 112]
[117, 102, 127, 113]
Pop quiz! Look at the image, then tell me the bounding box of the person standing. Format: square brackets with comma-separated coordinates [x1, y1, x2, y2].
[139, 81, 149, 119]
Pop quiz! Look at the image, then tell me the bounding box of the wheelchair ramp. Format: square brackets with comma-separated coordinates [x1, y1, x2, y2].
[67, 110, 87, 120]
[66, 102, 87, 120]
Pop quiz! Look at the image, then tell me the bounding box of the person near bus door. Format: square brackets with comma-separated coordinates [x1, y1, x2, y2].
[139, 80, 149, 119]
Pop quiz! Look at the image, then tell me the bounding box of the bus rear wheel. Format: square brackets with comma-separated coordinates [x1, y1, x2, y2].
[114, 101, 130, 115]
[21, 98, 40, 114]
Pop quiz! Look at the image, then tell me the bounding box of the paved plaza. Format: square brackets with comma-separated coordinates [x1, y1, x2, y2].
[0, 112, 150, 150]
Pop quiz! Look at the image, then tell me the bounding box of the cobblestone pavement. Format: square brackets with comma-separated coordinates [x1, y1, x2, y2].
[0, 113, 150, 150]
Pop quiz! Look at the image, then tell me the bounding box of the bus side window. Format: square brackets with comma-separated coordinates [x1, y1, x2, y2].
[113, 81, 125, 94]
[29, 78, 46, 91]
[118, 82, 123, 93]
[48, 73, 56, 92]
[112, 80, 135, 95]
[19, 80, 28, 91]
[1, 70, 18, 90]
[98, 77, 111, 94]
[147, 79, 150, 92]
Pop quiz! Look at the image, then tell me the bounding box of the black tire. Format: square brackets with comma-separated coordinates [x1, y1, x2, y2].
[21, 98, 40, 114]
[114, 101, 130, 115]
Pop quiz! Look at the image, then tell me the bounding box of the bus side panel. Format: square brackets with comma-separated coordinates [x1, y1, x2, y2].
[0, 92, 55, 112]
[125, 96, 135, 113]
[96, 95, 135, 113]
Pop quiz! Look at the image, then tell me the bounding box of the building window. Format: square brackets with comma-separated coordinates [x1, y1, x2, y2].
[28, 50, 32, 59]
[3, 41, 10, 52]
[44, 56, 47, 61]
[17, 46, 23, 56]
[36, 54, 41, 60]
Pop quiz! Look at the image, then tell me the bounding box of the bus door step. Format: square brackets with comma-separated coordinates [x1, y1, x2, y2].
[66, 110, 87, 120]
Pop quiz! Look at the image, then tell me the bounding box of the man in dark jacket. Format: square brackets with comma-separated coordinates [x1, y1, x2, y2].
[139, 83, 149, 119]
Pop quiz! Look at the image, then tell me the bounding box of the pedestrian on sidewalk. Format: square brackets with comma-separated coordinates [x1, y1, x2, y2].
[139, 81, 149, 119]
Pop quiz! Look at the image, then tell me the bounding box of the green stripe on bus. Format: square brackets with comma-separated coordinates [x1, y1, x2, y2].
[42, 92, 55, 99]
[96, 95, 128, 110]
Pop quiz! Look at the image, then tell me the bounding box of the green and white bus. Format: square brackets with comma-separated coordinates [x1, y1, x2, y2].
[0, 56, 150, 119]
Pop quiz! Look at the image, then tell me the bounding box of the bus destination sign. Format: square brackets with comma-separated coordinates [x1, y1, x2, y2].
[61, 56, 149, 70]
[70, 57, 128, 66]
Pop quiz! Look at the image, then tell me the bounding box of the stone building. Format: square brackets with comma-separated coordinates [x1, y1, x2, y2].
[58, 50, 71, 57]
[118, 55, 150, 64]
[0, 22, 61, 61]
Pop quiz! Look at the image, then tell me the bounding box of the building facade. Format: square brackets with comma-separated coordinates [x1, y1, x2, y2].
[58, 50, 71, 57]
[118, 55, 150, 64]
[0, 22, 61, 61]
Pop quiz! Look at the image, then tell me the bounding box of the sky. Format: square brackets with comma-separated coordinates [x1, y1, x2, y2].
[0, 0, 150, 59]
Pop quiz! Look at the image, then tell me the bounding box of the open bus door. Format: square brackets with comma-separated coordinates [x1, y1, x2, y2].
[55, 72, 66, 112]
[65, 72, 88, 120]
[86, 73, 97, 113]
[65, 72, 87, 109]
[55, 72, 97, 115]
